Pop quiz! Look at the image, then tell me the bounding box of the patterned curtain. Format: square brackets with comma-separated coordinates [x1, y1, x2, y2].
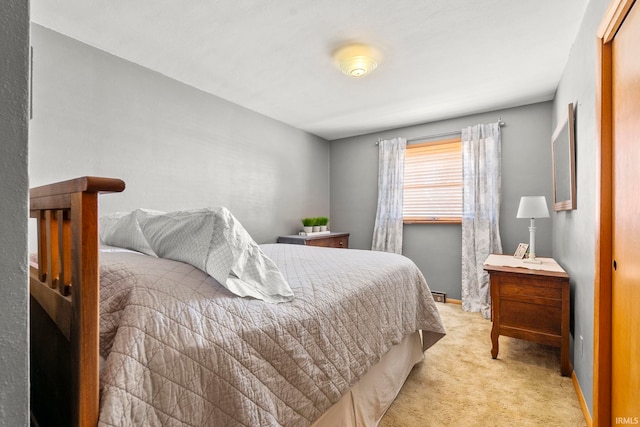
[372, 137, 407, 254]
[461, 123, 503, 319]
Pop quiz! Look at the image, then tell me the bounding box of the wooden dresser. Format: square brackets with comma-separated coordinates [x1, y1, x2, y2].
[277, 232, 349, 249]
[483, 254, 571, 376]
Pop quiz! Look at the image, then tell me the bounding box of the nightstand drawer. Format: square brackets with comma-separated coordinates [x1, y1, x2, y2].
[500, 300, 562, 336]
[278, 232, 350, 249]
[498, 277, 563, 300]
[308, 236, 348, 248]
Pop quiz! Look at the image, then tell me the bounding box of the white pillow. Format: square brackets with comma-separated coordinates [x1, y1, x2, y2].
[139, 207, 294, 304]
[99, 209, 163, 256]
[99, 212, 127, 243]
[101, 207, 294, 303]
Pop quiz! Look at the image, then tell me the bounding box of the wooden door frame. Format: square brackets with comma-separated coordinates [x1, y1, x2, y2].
[594, 0, 636, 425]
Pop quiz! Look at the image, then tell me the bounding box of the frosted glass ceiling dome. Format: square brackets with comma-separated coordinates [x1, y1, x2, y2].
[333, 43, 380, 78]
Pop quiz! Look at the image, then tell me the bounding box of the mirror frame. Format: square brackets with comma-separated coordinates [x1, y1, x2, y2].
[551, 103, 577, 211]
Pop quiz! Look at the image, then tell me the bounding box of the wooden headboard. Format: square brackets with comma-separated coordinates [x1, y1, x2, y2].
[30, 176, 125, 427]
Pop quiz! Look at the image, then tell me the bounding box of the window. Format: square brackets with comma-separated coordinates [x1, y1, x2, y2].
[403, 138, 462, 223]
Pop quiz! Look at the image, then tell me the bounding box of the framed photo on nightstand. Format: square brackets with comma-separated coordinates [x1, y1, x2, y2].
[514, 243, 529, 259]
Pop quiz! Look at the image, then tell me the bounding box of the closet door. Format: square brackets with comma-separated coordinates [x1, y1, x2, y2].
[611, 0, 640, 419]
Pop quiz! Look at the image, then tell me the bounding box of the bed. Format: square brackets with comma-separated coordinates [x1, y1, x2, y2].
[29, 176, 446, 427]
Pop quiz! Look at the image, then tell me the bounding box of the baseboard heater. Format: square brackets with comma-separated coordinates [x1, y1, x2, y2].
[431, 291, 446, 303]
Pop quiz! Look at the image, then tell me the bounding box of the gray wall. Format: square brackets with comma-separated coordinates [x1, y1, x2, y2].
[0, 1, 30, 425]
[552, 0, 609, 416]
[330, 102, 554, 299]
[29, 25, 330, 244]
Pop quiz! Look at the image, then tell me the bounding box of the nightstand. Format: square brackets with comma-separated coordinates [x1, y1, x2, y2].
[277, 232, 349, 249]
[483, 254, 571, 376]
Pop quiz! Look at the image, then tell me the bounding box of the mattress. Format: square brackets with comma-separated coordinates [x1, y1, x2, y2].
[98, 243, 445, 426]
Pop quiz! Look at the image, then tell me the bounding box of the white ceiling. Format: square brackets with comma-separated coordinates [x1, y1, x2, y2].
[31, 1, 589, 141]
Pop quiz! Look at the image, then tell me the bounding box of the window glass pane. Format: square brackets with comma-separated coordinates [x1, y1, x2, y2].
[403, 138, 462, 222]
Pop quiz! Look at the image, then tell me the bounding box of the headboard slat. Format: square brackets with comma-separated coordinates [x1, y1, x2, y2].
[45, 210, 59, 289]
[36, 211, 47, 283]
[58, 210, 72, 296]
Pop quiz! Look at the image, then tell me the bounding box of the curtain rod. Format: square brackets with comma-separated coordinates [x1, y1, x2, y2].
[376, 118, 505, 145]
[407, 129, 460, 142]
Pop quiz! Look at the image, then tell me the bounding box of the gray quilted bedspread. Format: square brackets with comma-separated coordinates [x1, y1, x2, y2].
[98, 244, 445, 426]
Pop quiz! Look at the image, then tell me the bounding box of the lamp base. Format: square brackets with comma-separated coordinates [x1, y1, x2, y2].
[523, 254, 542, 264]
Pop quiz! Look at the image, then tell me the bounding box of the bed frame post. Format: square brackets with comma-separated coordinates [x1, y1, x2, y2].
[70, 190, 100, 426]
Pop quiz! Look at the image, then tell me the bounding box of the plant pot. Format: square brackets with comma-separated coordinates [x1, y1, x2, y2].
[319, 226, 327, 232]
[312, 226, 320, 232]
[303, 226, 313, 233]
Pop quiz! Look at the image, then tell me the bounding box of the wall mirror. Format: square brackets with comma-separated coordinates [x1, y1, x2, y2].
[551, 103, 577, 211]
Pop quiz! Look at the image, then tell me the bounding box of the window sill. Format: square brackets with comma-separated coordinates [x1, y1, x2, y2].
[403, 219, 462, 225]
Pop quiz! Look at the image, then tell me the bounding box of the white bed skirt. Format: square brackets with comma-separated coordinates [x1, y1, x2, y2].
[311, 331, 424, 427]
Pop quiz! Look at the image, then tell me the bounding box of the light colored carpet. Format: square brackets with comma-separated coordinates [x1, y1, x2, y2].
[379, 303, 587, 426]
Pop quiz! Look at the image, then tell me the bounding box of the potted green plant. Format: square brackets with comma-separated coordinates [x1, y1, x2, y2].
[316, 216, 329, 232]
[301, 218, 315, 234]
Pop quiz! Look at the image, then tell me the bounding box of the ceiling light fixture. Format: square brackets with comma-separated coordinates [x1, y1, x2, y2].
[333, 43, 380, 78]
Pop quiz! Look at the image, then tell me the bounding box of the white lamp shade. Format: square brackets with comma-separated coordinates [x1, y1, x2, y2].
[516, 196, 550, 219]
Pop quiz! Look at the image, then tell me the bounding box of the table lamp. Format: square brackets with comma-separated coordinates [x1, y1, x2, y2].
[516, 196, 550, 263]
